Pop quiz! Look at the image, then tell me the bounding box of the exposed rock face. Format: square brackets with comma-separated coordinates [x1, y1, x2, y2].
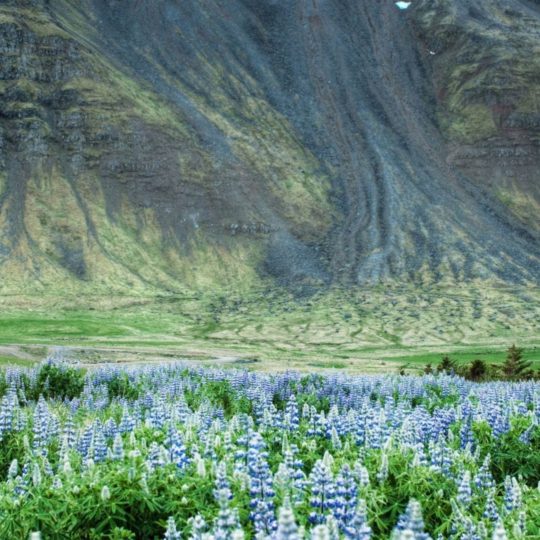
[0, 0, 538, 294]
[412, 0, 540, 232]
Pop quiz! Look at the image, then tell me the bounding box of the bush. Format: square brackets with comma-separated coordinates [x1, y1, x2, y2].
[436, 355, 458, 375]
[467, 359, 487, 381]
[106, 373, 140, 400]
[185, 379, 252, 417]
[29, 361, 85, 401]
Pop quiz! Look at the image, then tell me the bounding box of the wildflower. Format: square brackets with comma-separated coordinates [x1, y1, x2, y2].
[93, 427, 107, 463]
[275, 498, 301, 540]
[32, 463, 41, 487]
[213, 487, 242, 538]
[512, 511, 526, 538]
[189, 514, 208, 540]
[330, 427, 342, 450]
[284, 395, 300, 431]
[492, 521, 508, 540]
[111, 433, 124, 460]
[147, 442, 167, 470]
[8, 459, 18, 480]
[377, 453, 388, 483]
[474, 455, 494, 490]
[503, 477, 522, 513]
[62, 451, 72, 474]
[310, 524, 330, 540]
[275, 446, 306, 502]
[394, 500, 431, 540]
[214, 461, 233, 502]
[333, 464, 357, 528]
[247, 432, 276, 534]
[325, 515, 340, 540]
[101, 485, 111, 501]
[164, 516, 181, 540]
[309, 460, 336, 525]
[344, 500, 371, 539]
[483, 487, 499, 522]
[194, 453, 206, 477]
[353, 462, 370, 488]
[457, 471, 472, 507]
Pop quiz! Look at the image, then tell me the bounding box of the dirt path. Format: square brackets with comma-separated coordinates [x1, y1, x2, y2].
[0, 345, 37, 360]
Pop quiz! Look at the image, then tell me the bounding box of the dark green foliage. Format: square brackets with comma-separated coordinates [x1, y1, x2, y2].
[0, 372, 8, 398]
[185, 380, 252, 418]
[105, 374, 140, 400]
[30, 362, 85, 401]
[468, 359, 487, 381]
[0, 431, 26, 479]
[428, 346, 535, 382]
[366, 452, 455, 538]
[0, 461, 217, 540]
[437, 355, 458, 374]
[474, 419, 540, 486]
[501, 344, 534, 381]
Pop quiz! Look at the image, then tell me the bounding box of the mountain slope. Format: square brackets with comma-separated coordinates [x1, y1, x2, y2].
[0, 0, 538, 296]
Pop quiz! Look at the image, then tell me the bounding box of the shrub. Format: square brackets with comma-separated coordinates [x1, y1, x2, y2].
[467, 359, 487, 381]
[106, 373, 140, 400]
[437, 355, 458, 374]
[30, 361, 85, 401]
[185, 379, 252, 417]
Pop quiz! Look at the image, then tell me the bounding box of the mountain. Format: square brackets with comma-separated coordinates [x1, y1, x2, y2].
[0, 0, 538, 297]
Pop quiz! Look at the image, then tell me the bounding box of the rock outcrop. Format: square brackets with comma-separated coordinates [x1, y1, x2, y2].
[0, 0, 538, 294]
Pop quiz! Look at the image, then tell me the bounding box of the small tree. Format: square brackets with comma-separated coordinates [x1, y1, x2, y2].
[423, 363, 433, 375]
[437, 355, 457, 374]
[468, 359, 487, 381]
[501, 345, 533, 381]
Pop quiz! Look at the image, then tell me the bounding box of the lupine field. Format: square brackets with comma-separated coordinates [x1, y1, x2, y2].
[0, 361, 539, 539]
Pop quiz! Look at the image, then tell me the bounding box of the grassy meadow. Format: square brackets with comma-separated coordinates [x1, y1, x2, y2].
[0, 283, 537, 372]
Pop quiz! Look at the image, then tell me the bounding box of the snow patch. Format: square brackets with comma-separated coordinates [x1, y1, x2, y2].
[395, 1, 412, 9]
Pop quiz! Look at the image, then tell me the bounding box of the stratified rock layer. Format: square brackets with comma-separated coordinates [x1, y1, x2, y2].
[0, 0, 538, 294]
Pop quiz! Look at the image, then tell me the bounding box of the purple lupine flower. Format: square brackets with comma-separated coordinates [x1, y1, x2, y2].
[503, 476, 522, 513]
[274, 498, 301, 540]
[284, 395, 299, 432]
[456, 471, 472, 507]
[111, 432, 124, 461]
[309, 459, 336, 525]
[474, 455, 494, 490]
[483, 488, 499, 522]
[163, 516, 181, 540]
[394, 500, 431, 540]
[343, 499, 371, 539]
[213, 487, 242, 539]
[168, 427, 190, 471]
[247, 432, 276, 534]
[333, 463, 357, 528]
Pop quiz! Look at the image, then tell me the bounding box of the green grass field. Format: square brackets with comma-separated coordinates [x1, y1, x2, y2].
[0, 355, 37, 367]
[0, 284, 537, 371]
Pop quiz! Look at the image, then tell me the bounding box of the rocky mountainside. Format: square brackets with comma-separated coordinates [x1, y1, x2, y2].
[0, 0, 538, 295]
